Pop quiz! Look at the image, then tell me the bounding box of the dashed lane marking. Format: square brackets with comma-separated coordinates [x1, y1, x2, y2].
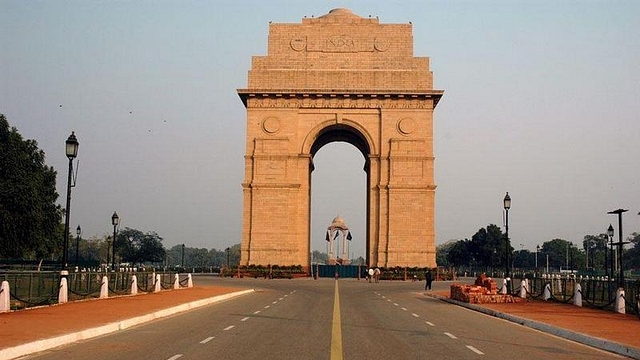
[199, 337, 215, 344]
[466, 345, 485, 355]
[167, 355, 183, 360]
[401, 307, 407, 311]
[425, 321, 435, 327]
[240, 317, 250, 322]
[223, 325, 235, 331]
[412, 313, 419, 318]
[264, 305, 270, 309]
[444, 332, 458, 339]
[253, 310, 261, 314]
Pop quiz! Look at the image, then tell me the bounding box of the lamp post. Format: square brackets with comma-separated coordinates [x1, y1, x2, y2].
[607, 209, 629, 288]
[226, 247, 230, 269]
[606, 224, 614, 280]
[111, 212, 119, 270]
[62, 132, 79, 269]
[503, 192, 511, 294]
[75, 225, 81, 267]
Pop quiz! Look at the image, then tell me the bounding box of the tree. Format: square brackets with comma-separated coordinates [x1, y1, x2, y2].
[623, 232, 640, 270]
[116, 227, 166, 265]
[0, 114, 63, 259]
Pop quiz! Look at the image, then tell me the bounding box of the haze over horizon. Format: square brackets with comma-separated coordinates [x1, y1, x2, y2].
[2, 1, 639, 260]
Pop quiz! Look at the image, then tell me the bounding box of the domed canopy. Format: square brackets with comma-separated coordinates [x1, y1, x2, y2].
[328, 215, 349, 231]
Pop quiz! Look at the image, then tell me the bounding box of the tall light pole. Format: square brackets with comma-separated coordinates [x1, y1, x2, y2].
[503, 192, 511, 293]
[111, 212, 119, 270]
[75, 225, 81, 267]
[225, 247, 230, 269]
[606, 224, 614, 279]
[608, 209, 629, 288]
[62, 132, 79, 269]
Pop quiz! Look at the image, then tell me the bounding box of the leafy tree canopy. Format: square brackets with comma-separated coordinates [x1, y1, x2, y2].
[0, 114, 63, 259]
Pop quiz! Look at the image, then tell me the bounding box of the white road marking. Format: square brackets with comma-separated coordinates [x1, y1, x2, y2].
[466, 345, 485, 355]
[411, 313, 419, 318]
[264, 305, 270, 309]
[393, 303, 398, 306]
[444, 332, 458, 339]
[199, 337, 215, 344]
[253, 310, 261, 314]
[279, 297, 284, 300]
[425, 321, 435, 327]
[272, 301, 278, 304]
[223, 325, 235, 331]
[401, 307, 408, 311]
[240, 317, 250, 322]
[167, 355, 183, 360]
[387, 299, 391, 302]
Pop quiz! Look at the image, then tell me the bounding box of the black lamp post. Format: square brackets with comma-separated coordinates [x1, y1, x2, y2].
[181, 244, 185, 268]
[111, 212, 119, 270]
[75, 225, 81, 267]
[607, 209, 629, 288]
[62, 132, 79, 269]
[226, 247, 230, 269]
[503, 192, 511, 294]
[606, 224, 614, 280]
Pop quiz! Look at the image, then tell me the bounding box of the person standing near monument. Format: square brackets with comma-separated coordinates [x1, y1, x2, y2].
[425, 269, 433, 291]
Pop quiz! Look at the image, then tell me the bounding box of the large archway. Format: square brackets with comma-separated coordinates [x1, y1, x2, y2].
[237, 8, 443, 270]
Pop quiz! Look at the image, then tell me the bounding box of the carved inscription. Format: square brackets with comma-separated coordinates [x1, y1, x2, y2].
[247, 97, 431, 109]
[293, 35, 389, 53]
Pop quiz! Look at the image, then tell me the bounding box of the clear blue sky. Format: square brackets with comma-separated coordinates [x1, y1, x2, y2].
[2, 1, 639, 258]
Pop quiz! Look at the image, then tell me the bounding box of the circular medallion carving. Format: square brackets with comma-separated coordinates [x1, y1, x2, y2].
[290, 37, 306, 51]
[397, 118, 416, 135]
[374, 37, 389, 52]
[262, 117, 281, 134]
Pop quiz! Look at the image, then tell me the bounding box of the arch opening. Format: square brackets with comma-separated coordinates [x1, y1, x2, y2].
[309, 125, 370, 267]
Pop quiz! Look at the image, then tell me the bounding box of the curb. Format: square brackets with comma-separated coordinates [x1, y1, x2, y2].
[426, 292, 640, 360]
[0, 289, 255, 360]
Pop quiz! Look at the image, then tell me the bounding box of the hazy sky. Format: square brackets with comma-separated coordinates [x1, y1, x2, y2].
[2, 1, 639, 259]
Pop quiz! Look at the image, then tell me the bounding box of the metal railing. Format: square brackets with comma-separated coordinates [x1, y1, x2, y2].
[1, 270, 183, 310]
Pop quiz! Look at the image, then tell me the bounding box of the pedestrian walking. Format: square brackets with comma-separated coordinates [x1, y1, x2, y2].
[425, 269, 433, 291]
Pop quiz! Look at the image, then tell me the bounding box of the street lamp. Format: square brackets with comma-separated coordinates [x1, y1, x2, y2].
[226, 247, 230, 269]
[75, 225, 81, 267]
[607, 224, 614, 280]
[62, 132, 79, 269]
[607, 209, 629, 288]
[111, 212, 119, 270]
[503, 192, 511, 294]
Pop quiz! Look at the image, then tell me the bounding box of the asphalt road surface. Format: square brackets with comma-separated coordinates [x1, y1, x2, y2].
[26, 277, 624, 360]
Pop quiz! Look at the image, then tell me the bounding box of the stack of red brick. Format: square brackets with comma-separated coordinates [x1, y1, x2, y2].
[450, 274, 515, 304]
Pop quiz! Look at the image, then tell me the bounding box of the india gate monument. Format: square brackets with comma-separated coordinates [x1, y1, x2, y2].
[237, 8, 443, 269]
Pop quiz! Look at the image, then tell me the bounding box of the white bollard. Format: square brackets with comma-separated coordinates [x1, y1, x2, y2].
[500, 279, 507, 295]
[173, 274, 180, 289]
[154, 274, 161, 292]
[543, 283, 551, 300]
[100, 276, 109, 298]
[574, 283, 582, 307]
[0, 280, 10, 312]
[130, 275, 138, 295]
[519, 279, 528, 298]
[58, 276, 68, 304]
[187, 274, 193, 288]
[615, 288, 626, 314]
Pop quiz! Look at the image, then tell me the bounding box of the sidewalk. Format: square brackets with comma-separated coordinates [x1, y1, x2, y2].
[428, 290, 640, 359]
[1, 285, 640, 360]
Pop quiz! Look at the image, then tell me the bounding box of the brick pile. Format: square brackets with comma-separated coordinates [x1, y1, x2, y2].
[450, 274, 516, 304]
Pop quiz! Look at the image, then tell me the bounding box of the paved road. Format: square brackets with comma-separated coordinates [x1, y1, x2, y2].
[26, 277, 624, 360]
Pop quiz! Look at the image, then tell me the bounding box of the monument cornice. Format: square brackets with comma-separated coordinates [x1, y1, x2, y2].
[237, 89, 444, 108]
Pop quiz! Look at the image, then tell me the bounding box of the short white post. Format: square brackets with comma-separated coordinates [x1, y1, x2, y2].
[173, 274, 180, 289]
[130, 275, 138, 295]
[187, 274, 193, 288]
[58, 274, 68, 304]
[500, 279, 507, 295]
[543, 283, 551, 300]
[100, 276, 109, 298]
[154, 274, 161, 292]
[519, 279, 528, 298]
[573, 283, 582, 307]
[0, 281, 10, 312]
[615, 288, 626, 314]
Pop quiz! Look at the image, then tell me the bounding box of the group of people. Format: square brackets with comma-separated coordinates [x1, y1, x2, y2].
[366, 267, 381, 283]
